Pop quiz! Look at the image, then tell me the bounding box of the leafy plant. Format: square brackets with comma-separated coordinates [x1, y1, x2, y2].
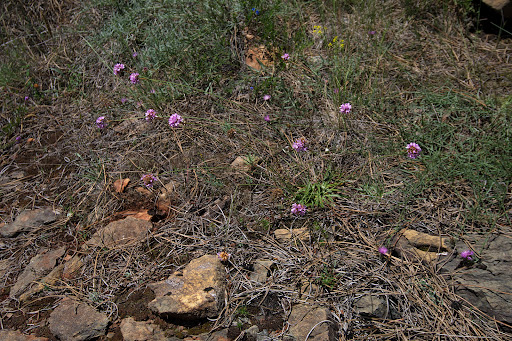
[295, 180, 341, 208]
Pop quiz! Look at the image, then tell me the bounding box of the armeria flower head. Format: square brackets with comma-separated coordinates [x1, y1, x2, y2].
[460, 250, 474, 261]
[263, 94, 271, 101]
[378, 246, 388, 255]
[113, 63, 125, 76]
[95, 116, 107, 129]
[264, 115, 270, 122]
[145, 109, 157, 121]
[291, 203, 307, 216]
[121, 97, 128, 104]
[140, 173, 157, 188]
[24, 96, 29, 101]
[217, 251, 231, 262]
[339, 102, 352, 114]
[281, 53, 290, 61]
[129, 72, 140, 84]
[292, 137, 307, 152]
[132, 52, 138, 58]
[406, 142, 422, 159]
[168, 113, 183, 127]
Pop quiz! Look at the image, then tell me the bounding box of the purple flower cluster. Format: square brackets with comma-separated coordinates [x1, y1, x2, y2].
[378, 246, 388, 255]
[140, 173, 157, 188]
[281, 53, 290, 61]
[460, 250, 474, 261]
[145, 109, 157, 121]
[339, 103, 352, 114]
[95, 116, 107, 129]
[129, 72, 140, 84]
[291, 203, 307, 216]
[168, 113, 183, 127]
[113, 63, 125, 75]
[292, 137, 307, 152]
[263, 94, 271, 101]
[406, 142, 421, 159]
[264, 115, 270, 122]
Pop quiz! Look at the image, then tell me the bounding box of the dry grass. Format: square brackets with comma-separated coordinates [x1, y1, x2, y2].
[0, 0, 511, 339]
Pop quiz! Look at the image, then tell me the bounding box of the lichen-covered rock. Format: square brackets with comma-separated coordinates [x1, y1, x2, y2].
[286, 304, 336, 341]
[120, 317, 169, 341]
[148, 255, 226, 320]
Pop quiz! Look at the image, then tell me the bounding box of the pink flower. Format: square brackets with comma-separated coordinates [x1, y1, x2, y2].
[145, 109, 157, 121]
[168, 113, 183, 127]
[281, 53, 290, 61]
[264, 115, 270, 122]
[406, 142, 421, 159]
[140, 173, 157, 188]
[263, 94, 271, 101]
[113, 63, 125, 75]
[129, 73, 140, 84]
[121, 97, 128, 104]
[292, 137, 307, 152]
[378, 246, 388, 255]
[132, 52, 138, 58]
[460, 250, 474, 261]
[150, 89, 156, 94]
[291, 203, 307, 216]
[339, 103, 352, 114]
[95, 116, 107, 129]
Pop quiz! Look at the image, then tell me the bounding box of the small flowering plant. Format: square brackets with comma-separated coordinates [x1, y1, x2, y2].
[145, 109, 157, 121]
[263, 94, 271, 101]
[339, 103, 352, 114]
[378, 246, 388, 255]
[129, 73, 140, 84]
[406, 142, 422, 159]
[291, 203, 307, 216]
[281, 53, 290, 61]
[113, 63, 125, 76]
[292, 137, 307, 152]
[168, 113, 183, 127]
[460, 250, 474, 261]
[328, 36, 345, 49]
[95, 116, 107, 129]
[264, 115, 270, 122]
[313, 25, 325, 35]
[217, 251, 231, 262]
[140, 173, 157, 188]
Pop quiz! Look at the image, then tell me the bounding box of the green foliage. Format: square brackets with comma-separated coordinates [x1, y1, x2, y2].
[295, 180, 341, 208]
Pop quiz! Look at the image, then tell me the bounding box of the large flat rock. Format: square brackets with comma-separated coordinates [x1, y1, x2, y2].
[1, 208, 59, 237]
[86, 216, 152, 248]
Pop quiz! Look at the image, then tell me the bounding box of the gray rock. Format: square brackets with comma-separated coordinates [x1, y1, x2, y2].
[10, 246, 66, 298]
[453, 234, 512, 325]
[148, 255, 226, 320]
[0, 329, 48, 341]
[354, 295, 395, 319]
[120, 317, 168, 341]
[250, 260, 274, 283]
[85, 216, 152, 248]
[286, 304, 336, 341]
[48, 297, 109, 341]
[1, 208, 59, 237]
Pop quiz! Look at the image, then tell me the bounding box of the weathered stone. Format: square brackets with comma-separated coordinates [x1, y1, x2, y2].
[392, 229, 452, 264]
[231, 156, 261, 173]
[10, 246, 66, 298]
[1, 208, 59, 237]
[148, 255, 226, 320]
[120, 317, 168, 341]
[250, 260, 274, 283]
[0, 329, 48, 341]
[19, 263, 64, 302]
[62, 255, 84, 279]
[274, 228, 310, 242]
[48, 297, 109, 341]
[453, 234, 512, 325]
[156, 181, 179, 215]
[286, 304, 336, 341]
[354, 295, 396, 319]
[86, 216, 152, 248]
